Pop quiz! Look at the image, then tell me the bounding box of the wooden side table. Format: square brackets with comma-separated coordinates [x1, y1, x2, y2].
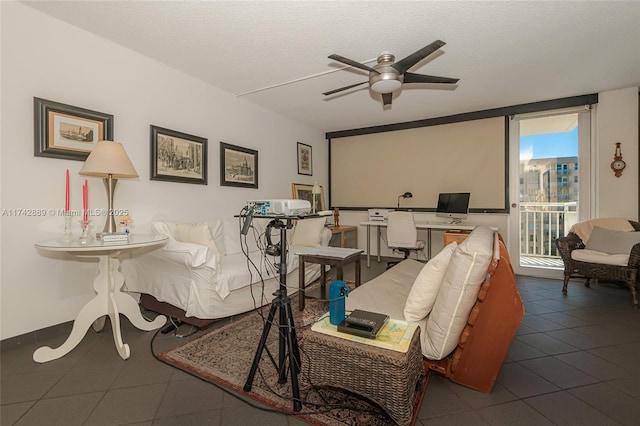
[296, 247, 363, 310]
[328, 225, 358, 248]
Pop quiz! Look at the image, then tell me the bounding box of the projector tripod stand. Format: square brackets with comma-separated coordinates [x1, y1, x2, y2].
[243, 217, 302, 411]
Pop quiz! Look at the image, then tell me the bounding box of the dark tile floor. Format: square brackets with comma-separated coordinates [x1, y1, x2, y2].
[2, 258, 640, 425]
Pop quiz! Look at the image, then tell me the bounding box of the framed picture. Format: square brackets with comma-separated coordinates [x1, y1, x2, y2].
[297, 142, 312, 175]
[150, 125, 207, 185]
[292, 183, 325, 212]
[220, 142, 258, 188]
[34, 97, 113, 161]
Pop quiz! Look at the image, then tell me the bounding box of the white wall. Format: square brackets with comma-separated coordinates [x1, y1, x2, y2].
[0, 3, 327, 339]
[595, 87, 639, 219]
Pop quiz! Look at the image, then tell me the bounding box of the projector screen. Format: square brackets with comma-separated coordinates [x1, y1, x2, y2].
[329, 116, 507, 212]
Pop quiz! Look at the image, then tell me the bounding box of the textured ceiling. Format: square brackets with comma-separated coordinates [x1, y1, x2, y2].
[23, 1, 640, 133]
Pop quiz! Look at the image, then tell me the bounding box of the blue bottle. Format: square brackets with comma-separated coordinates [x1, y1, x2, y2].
[329, 280, 349, 325]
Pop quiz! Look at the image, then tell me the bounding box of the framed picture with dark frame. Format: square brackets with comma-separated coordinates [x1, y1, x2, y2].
[220, 142, 258, 188]
[297, 142, 312, 175]
[34, 97, 113, 161]
[150, 125, 207, 185]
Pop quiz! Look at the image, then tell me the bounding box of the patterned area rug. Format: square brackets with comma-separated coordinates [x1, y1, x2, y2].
[158, 283, 428, 425]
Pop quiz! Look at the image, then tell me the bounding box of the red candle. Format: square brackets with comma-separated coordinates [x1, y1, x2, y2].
[82, 180, 88, 222]
[65, 169, 70, 212]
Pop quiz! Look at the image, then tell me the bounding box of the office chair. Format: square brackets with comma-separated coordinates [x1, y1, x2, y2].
[386, 211, 426, 269]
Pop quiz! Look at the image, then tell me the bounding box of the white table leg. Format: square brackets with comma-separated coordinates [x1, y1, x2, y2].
[376, 226, 381, 263]
[33, 288, 108, 363]
[33, 253, 165, 363]
[366, 224, 371, 267]
[33, 255, 111, 363]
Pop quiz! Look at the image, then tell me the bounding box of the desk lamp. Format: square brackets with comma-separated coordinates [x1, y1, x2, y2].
[397, 191, 413, 209]
[79, 141, 138, 234]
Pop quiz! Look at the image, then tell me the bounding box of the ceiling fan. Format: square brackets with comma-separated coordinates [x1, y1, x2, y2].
[323, 40, 459, 106]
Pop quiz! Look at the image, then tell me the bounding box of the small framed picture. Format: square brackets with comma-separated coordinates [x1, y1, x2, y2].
[150, 125, 207, 185]
[220, 142, 258, 188]
[297, 142, 312, 175]
[292, 183, 325, 212]
[34, 97, 113, 161]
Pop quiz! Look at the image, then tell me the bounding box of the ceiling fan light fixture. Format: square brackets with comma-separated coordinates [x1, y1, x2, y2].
[370, 79, 402, 94]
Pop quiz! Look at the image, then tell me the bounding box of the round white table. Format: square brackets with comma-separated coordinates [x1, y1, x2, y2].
[33, 234, 168, 363]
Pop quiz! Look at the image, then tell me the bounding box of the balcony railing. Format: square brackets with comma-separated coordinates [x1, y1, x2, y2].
[519, 202, 577, 268]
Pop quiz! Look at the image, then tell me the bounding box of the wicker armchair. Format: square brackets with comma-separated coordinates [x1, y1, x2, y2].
[555, 220, 640, 307]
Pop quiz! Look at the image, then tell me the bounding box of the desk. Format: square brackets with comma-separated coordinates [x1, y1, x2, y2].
[360, 221, 495, 267]
[296, 247, 363, 310]
[33, 234, 168, 362]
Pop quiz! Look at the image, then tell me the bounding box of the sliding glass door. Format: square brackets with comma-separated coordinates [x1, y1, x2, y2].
[508, 108, 592, 277]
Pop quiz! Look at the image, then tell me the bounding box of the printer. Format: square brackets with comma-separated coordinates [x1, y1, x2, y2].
[368, 209, 393, 221]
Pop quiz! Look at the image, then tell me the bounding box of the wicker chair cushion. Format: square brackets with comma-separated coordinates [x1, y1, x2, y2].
[403, 241, 457, 322]
[585, 226, 640, 254]
[423, 226, 493, 360]
[572, 249, 629, 266]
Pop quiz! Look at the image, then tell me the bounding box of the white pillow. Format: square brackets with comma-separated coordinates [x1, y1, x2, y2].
[152, 221, 177, 240]
[176, 222, 221, 259]
[291, 217, 327, 247]
[423, 226, 494, 360]
[404, 242, 457, 322]
[585, 226, 640, 254]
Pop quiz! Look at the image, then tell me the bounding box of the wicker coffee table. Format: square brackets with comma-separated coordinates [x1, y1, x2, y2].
[304, 326, 424, 425]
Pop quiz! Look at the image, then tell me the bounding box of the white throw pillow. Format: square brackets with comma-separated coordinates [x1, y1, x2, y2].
[404, 242, 457, 322]
[423, 226, 494, 360]
[176, 222, 221, 259]
[585, 226, 640, 254]
[291, 217, 327, 247]
[152, 221, 177, 240]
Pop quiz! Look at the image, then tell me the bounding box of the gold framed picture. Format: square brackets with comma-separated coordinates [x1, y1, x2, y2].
[292, 183, 325, 212]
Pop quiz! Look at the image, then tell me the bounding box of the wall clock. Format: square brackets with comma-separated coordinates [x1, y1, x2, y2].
[610, 142, 626, 178]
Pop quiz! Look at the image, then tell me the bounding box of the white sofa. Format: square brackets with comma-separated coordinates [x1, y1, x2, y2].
[124, 217, 331, 324]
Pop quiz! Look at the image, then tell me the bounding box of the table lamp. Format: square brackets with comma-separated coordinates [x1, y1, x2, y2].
[79, 141, 138, 234]
[397, 191, 413, 209]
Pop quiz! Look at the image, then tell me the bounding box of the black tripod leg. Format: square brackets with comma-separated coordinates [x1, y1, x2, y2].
[282, 303, 302, 411]
[243, 302, 278, 392]
[285, 301, 301, 367]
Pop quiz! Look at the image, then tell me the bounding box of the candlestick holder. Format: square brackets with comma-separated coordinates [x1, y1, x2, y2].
[59, 214, 74, 245]
[78, 220, 93, 245]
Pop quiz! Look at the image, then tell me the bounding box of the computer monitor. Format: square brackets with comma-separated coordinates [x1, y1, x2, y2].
[436, 192, 470, 224]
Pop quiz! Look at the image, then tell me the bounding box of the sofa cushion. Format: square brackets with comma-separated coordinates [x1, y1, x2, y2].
[423, 226, 494, 360]
[176, 222, 221, 259]
[403, 242, 457, 322]
[291, 217, 327, 247]
[585, 226, 640, 254]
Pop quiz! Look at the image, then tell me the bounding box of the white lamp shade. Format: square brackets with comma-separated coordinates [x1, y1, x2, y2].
[79, 141, 139, 178]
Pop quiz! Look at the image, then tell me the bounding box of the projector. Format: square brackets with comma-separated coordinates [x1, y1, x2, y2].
[247, 199, 311, 216]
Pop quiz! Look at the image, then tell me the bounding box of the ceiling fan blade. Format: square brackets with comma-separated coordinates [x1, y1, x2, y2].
[403, 72, 459, 85]
[323, 81, 368, 96]
[328, 54, 379, 74]
[382, 93, 393, 106]
[393, 40, 446, 74]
